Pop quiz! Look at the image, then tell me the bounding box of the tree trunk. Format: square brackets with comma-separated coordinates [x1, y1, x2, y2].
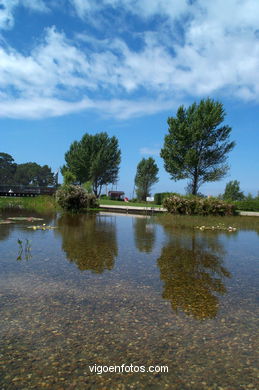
[192, 173, 198, 195]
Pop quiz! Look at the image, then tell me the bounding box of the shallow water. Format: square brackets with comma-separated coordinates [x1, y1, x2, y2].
[0, 210, 258, 389]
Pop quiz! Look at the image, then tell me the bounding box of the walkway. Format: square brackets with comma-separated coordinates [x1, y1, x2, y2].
[99, 204, 259, 216]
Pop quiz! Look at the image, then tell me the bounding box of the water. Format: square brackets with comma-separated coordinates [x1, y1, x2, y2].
[0, 210, 258, 389]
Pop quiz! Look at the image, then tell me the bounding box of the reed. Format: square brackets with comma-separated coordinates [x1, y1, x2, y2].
[0, 195, 57, 213]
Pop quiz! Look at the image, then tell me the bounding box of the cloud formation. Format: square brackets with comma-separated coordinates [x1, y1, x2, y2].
[0, 0, 48, 29]
[0, 0, 259, 119]
[140, 147, 160, 157]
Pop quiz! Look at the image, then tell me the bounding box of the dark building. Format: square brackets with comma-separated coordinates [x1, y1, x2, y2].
[108, 191, 125, 200]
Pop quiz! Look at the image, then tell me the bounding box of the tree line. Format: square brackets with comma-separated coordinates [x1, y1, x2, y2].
[0, 153, 55, 187]
[1, 98, 244, 198]
[62, 98, 236, 200]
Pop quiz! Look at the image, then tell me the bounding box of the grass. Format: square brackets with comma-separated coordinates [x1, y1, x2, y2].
[99, 199, 163, 208]
[0, 195, 57, 213]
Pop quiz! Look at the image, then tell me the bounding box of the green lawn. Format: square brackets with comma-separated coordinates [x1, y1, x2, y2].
[0, 195, 57, 213]
[99, 199, 163, 208]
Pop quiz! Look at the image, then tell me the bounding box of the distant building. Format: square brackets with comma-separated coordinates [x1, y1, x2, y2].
[108, 191, 125, 200]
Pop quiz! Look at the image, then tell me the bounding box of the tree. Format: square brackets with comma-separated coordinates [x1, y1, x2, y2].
[0, 153, 17, 185]
[223, 180, 244, 201]
[14, 162, 55, 186]
[134, 157, 159, 201]
[160, 98, 235, 195]
[61, 132, 121, 197]
[63, 170, 77, 185]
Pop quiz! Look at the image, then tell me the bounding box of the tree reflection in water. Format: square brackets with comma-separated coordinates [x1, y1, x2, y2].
[57, 214, 117, 273]
[157, 231, 231, 319]
[134, 216, 156, 253]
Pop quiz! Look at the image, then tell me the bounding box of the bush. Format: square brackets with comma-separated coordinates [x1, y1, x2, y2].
[163, 195, 236, 216]
[129, 198, 138, 203]
[154, 192, 179, 205]
[100, 194, 109, 200]
[234, 199, 259, 212]
[56, 185, 99, 211]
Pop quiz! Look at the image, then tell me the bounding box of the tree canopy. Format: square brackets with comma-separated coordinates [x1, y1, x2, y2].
[61, 132, 121, 197]
[0, 153, 55, 187]
[160, 98, 235, 195]
[134, 157, 159, 201]
[14, 163, 55, 186]
[0, 153, 17, 185]
[223, 180, 244, 201]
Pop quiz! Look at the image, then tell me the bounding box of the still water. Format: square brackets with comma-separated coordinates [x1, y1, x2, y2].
[0, 210, 258, 389]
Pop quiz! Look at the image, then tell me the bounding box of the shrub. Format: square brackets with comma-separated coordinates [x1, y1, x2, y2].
[234, 200, 259, 212]
[163, 195, 236, 216]
[100, 194, 109, 200]
[154, 192, 179, 205]
[129, 198, 138, 203]
[56, 185, 99, 211]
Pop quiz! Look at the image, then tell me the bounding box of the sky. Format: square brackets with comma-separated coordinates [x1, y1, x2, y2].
[0, 0, 258, 197]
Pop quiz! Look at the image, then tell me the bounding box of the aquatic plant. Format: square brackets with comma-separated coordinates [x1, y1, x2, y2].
[17, 238, 32, 261]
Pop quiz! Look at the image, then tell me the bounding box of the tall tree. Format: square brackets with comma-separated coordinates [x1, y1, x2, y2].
[0, 153, 17, 185]
[61, 132, 121, 197]
[14, 163, 55, 186]
[134, 157, 159, 201]
[160, 98, 235, 195]
[223, 180, 244, 201]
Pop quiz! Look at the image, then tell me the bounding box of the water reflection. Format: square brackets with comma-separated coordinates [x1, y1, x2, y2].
[0, 207, 54, 242]
[157, 231, 231, 319]
[56, 213, 118, 273]
[133, 216, 156, 253]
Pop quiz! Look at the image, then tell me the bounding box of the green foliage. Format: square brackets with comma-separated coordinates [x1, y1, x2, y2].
[134, 157, 159, 201]
[14, 162, 55, 186]
[0, 195, 56, 212]
[82, 181, 93, 194]
[61, 132, 121, 197]
[163, 195, 236, 216]
[234, 199, 259, 212]
[100, 194, 109, 200]
[0, 152, 55, 187]
[223, 180, 244, 201]
[245, 192, 254, 201]
[160, 98, 235, 195]
[56, 185, 98, 211]
[63, 170, 77, 185]
[0, 153, 17, 185]
[154, 192, 179, 205]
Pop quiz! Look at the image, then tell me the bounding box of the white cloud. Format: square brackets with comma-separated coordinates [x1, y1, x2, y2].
[1, 0, 259, 119]
[0, 96, 178, 120]
[70, 0, 190, 20]
[140, 147, 160, 156]
[69, 0, 92, 18]
[0, 0, 48, 30]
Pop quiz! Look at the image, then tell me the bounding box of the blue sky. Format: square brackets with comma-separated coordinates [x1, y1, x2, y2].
[0, 0, 258, 197]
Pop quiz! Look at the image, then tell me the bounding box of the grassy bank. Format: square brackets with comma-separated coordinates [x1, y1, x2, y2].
[100, 199, 162, 208]
[0, 196, 57, 213]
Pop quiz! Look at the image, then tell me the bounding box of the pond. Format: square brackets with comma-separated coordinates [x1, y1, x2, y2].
[0, 209, 258, 389]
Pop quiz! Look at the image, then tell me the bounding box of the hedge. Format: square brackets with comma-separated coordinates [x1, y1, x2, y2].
[163, 195, 236, 216]
[234, 199, 259, 212]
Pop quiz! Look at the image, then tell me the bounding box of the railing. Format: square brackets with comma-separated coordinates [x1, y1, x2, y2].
[0, 185, 57, 197]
